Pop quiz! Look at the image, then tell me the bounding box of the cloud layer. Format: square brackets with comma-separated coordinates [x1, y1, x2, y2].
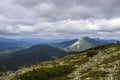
[0, 0, 120, 39]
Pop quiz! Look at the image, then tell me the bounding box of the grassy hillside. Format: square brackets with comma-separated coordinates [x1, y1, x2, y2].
[0, 42, 120, 80]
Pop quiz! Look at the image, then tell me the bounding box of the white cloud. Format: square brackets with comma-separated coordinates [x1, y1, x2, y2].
[18, 25, 35, 33]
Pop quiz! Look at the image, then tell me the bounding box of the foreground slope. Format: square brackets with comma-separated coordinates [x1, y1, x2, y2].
[1, 42, 120, 80]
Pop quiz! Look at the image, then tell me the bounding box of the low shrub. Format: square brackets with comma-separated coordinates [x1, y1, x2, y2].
[86, 50, 98, 57]
[12, 65, 74, 80]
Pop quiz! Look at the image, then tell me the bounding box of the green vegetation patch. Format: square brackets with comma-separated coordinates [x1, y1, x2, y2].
[0, 72, 4, 76]
[81, 71, 108, 79]
[102, 53, 120, 64]
[11, 65, 74, 80]
[116, 71, 120, 77]
[86, 50, 98, 57]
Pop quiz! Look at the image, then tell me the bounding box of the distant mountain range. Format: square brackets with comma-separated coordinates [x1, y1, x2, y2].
[0, 37, 70, 51]
[0, 37, 117, 51]
[0, 37, 19, 43]
[20, 38, 70, 44]
[0, 37, 32, 51]
[0, 37, 118, 71]
[51, 37, 118, 52]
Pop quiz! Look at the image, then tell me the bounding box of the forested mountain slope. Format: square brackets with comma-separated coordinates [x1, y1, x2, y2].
[0, 45, 67, 71]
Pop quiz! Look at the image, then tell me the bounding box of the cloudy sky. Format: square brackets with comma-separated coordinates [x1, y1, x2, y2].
[0, 0, 120, 39]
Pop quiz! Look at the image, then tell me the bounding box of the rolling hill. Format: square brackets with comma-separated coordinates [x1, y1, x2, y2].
[0, 45, 67, 71]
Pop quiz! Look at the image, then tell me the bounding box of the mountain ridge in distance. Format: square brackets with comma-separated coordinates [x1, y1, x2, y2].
[0, 36, 117, 61]
[0, 37, 71, 51]
[0, 37, 33, 51]
[51, 36, 118, 52]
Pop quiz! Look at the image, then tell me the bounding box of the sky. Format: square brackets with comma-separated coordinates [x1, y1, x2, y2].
[0, 0, 120, 39]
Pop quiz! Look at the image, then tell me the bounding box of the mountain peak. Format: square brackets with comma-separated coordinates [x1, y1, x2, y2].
[81, 36, 91, 40]
[51, 36, 117, 52]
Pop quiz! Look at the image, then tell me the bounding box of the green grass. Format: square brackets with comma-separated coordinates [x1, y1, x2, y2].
[0, 72, 4, 76]
[116, 71, 120, 77]
[11, 65, 74, 80]
[81, 71, 108, 79]
[102, 53, 120, 64]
